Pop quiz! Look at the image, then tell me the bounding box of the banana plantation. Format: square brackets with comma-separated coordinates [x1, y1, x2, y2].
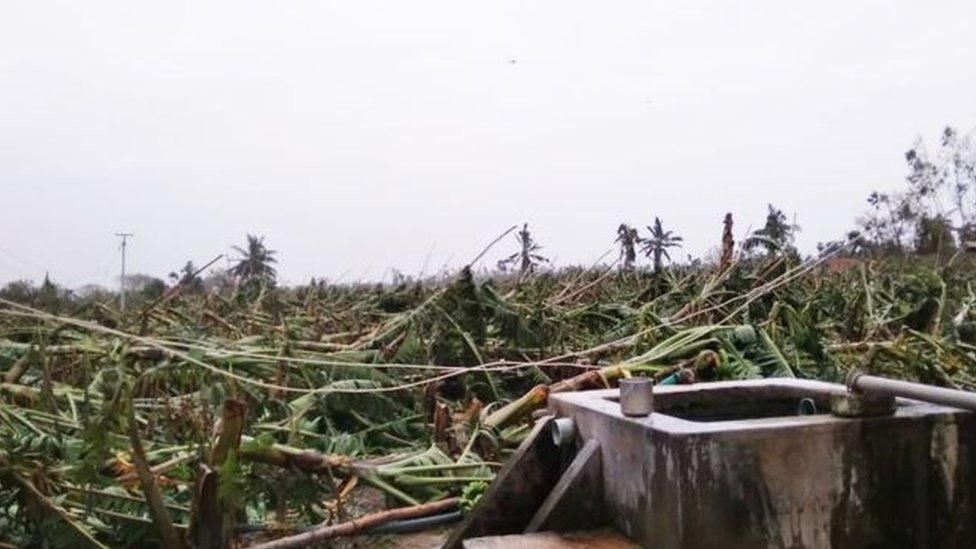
[2, 234, 975, 547]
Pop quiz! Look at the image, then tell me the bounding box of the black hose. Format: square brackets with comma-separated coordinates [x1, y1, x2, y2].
[365, 511, 463, 534]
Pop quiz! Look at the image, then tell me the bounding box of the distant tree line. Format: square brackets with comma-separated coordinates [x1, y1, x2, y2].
[3, 125, 974, 312]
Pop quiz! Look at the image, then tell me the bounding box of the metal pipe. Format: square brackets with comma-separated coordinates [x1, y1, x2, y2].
[847, 371, 976, 412]
[551, 417, 576, 447]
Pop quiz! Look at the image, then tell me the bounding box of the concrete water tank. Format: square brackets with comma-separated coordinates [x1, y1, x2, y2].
[548, 379, 976, 548]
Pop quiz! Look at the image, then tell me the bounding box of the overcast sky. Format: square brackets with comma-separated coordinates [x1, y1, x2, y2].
[2, 1, 975, 287]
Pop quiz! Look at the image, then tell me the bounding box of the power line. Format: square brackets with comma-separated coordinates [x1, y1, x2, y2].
[0, 257, 36, 280]
[0, 244, 48, 276]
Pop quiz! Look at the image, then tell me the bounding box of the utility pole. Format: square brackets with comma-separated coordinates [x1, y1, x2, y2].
[115, 233, 133, 311]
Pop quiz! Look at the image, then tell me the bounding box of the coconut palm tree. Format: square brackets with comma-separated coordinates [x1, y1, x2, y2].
[230, 234, 278, 283]
[640, 217, 683, 275]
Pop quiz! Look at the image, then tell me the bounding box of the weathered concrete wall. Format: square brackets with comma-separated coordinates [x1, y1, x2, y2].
[550, 379, 976, 548]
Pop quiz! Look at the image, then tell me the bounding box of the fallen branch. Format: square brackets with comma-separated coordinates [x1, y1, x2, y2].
[484, 363, 636, 430]
[240, 437, 353, 474]
[246, 497, 459, 549]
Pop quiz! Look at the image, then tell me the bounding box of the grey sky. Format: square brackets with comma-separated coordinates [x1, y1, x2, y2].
[2, 1, 975, 287]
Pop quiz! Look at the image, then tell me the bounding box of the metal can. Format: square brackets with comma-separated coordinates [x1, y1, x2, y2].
[619, 378, 654, 417]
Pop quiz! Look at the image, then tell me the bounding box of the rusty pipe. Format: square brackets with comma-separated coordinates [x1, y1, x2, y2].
[847, 371, 976, 412]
